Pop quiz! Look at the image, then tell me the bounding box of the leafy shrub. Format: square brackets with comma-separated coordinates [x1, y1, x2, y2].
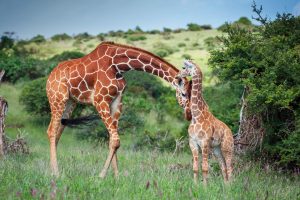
[163, 27, 172, 33]
[0, 35, 14, 50]
[74, 32, 93, 41]
[153, 42, 176, 58]
[127, 34, 147, 41]
[0, 52, 44, 83]
[209, 8, 300, 167]
[181, 54, 191, 59]
[154, 49, 169, 58]
[187, 23, 202, 31]
[97, 33, 105, 41]
[204, 37, 221, 50]
[200, 24, 212, 30]
[178, 43, 186, 47]
[148, 29, 161, 34]
[108, 30, 124, 37]
[51, 33, 72, 41]
[29, 35, 46, 43]
[20, 77, 49, 116]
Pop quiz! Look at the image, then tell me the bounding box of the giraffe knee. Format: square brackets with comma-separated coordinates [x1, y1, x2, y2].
[111, 138, 120, 150]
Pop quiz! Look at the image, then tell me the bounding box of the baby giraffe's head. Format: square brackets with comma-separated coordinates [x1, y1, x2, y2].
[174, 77, 192, 121]
[177, 60, 198, 78]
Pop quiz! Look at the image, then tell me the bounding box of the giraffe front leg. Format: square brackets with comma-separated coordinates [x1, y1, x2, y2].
[189, 139, 199, 184]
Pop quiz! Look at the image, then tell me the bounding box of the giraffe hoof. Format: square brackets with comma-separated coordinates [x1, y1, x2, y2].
[99, 171, 107, 179]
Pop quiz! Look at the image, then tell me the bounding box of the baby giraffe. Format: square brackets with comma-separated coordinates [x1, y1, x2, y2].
[176, 60, 234, 185]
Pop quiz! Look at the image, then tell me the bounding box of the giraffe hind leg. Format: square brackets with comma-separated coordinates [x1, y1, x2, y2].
[55, 99, 76, 146]
[213, 146, 228, 182]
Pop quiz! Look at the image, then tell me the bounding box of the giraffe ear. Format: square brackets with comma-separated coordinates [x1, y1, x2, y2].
[184, 60, 193, 68]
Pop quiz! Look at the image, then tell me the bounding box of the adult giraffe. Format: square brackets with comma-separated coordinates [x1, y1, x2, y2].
[46, 41, 190, 177]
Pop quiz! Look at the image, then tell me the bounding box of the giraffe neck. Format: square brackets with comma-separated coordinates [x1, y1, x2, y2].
[190, 68, 208, 113]
[100, 42, 179, 86]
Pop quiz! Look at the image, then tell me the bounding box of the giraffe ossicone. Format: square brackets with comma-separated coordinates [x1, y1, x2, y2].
[46, 41, 191, 177]
[176, 60, 234, 184]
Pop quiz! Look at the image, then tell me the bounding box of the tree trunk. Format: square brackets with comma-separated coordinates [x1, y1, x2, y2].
[235, 86, 265, 153]
[0, 98, 8, 157]
[0, 70, 8, 157]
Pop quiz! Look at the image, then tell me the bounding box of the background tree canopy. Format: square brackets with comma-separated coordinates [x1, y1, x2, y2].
[209, 9, 300, 168]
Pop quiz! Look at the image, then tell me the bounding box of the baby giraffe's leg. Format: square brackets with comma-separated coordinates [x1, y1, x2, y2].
[189, 139, 199, 184]
[201, 140, 210, 185]
[221, 137, 234, 182]
[213, 147, 228, 182]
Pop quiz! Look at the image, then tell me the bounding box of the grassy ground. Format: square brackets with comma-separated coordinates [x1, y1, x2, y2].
[1, 84, 299, 200]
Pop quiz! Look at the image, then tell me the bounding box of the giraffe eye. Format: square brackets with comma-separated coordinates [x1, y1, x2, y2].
[182, 93, 186, 97]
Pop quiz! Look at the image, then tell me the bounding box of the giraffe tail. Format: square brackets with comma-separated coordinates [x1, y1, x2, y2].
[61, 114, 99, 127]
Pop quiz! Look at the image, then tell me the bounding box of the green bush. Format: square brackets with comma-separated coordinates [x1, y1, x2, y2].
[29, 35, 46, 43]
[181, 54, 191, 59]
[20, 77, 49, 116]
[209, 7, 300, 167]
[153, 42, 176, 58]
[74, 32, 93, 41]
[51, 33, 72, 41]
[0, 35, 14, 50]
[178, 43, 186, 47]
[204, 36, 221, 50]
[148, 29, 161, 34]
[187, 23, 202, 31]
[154, 49, 169, 58]
[0, 52, 44, 83]
[200, 24, 212, 30]
[127, 34, 147, 41]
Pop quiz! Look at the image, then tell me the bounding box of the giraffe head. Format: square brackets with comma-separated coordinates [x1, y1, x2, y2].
[174, 77, 192, 121]
[177, 60, 199, 78]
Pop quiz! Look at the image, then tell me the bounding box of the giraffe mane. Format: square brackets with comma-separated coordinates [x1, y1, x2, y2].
[99, 41, 180, 73]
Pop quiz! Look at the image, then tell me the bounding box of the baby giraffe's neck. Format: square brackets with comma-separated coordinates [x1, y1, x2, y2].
[190, 68, 208, 115]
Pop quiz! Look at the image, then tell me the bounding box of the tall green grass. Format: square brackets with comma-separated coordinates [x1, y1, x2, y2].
[0, 84, 299, 199]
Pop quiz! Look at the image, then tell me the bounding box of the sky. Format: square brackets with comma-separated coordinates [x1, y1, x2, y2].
[0, 0, 299, 39]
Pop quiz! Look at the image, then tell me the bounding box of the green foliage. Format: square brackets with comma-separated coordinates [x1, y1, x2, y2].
[163, 27, 172, 33]
[153, 42, 176, 58]
[126, 34, 147, 41]
[181, 54, 191, 59]
[236, 17, 252, 26]
[209, 9, 300, 167]
[0, 51, 44, 83]
[0, 35, 14, 49]
[135, 26, 143, 33]
[97, 33, 105, 41]
[187, 23, 202, 31]
[178, 42, 186, 47]
[19, 77, 49, 116]
[200, 24, 212, 30]
[74, 32, 93, 41]
[51, 33, 72, 41]
[204, 84, 241, 133]
[29, 34, 46, 43]
[218, 17, 255, 32]
[204, 36, 221, 50]
[148, 29, 161, 34]
[108, 30, 124, 37]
